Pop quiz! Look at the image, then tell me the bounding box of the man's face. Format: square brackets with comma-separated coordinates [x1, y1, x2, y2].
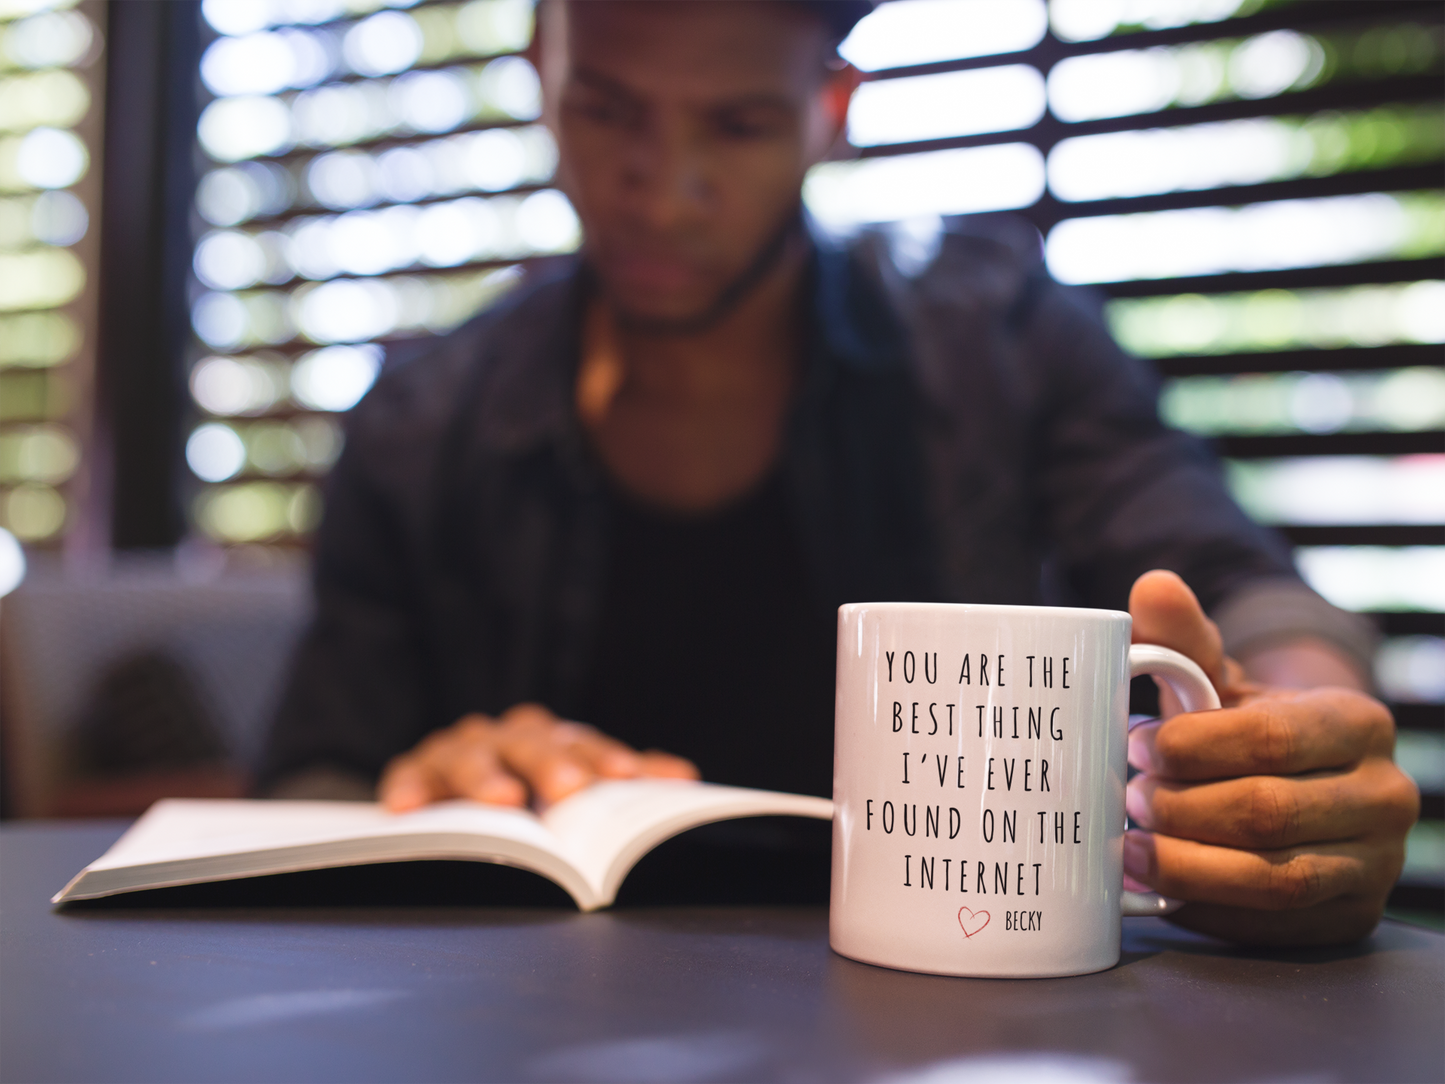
[539, 1, 850, 327]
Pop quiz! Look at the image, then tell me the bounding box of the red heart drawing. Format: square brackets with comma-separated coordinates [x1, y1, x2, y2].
[957, 906, 990, 938]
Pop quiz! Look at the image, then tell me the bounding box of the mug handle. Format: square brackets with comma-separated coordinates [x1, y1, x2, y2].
[1120, 644, 1223, 918]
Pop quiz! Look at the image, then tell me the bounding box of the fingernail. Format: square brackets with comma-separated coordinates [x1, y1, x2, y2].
[545, 761, 588, 798]
[479, 777, 526, 807]
[1126, 732, 1153, 773]
[601, 750, 641, 776]
[1122, 831, 1152, 882]
[1125, 785, 1149, 828]
[385, 783, 424, 811]
[642, 753, 700, 780]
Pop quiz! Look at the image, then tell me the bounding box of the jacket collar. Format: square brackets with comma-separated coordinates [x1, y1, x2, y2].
[466, 220, 907, 458]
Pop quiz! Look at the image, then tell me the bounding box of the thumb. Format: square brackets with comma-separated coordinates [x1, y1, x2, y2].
[1128, 569, 1226, 690]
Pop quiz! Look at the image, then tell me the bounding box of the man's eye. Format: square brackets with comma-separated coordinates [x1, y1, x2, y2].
[712, 113, 785, 140]
[567, 95, 641, 128]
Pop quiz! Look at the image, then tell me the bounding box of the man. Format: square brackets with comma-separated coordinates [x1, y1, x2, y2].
[261, 1, 1417, 945]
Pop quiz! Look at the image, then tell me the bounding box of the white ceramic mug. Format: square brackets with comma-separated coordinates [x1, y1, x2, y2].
[829, 602, 1220, 978]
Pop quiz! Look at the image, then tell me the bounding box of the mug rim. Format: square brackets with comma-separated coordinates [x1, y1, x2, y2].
[838, 601, 1130, 622]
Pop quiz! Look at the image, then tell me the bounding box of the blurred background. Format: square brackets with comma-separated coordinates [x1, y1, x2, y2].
[0, 0, 1440, 922]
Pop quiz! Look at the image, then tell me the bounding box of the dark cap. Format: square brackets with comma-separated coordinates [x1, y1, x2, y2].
[790, 1, 874, 44]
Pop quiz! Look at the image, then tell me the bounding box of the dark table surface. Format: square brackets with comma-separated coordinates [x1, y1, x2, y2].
[3, 822, 1442, 1084]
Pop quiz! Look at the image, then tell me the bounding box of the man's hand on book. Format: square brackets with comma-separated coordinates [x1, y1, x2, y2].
[379, 703, 700, 811]
[1121, 571, 1419, 946]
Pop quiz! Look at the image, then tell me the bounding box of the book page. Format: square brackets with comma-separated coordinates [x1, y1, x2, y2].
[55, 799, 601, 907]
[88, 799, 559, 870]
[54, 785, 832, 910]
[540, 780, 834, 904]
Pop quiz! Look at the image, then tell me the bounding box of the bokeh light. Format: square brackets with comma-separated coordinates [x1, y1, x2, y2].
[0, 526, 23, 597]
[841, 0, 1047, 71]
[200, 29, 330, 98]
[1049, 0, 1256, 42]
[1109, 282, 1445, 357]
[806, 144, 1046, 232]
[0, 422, 78, 483]
[2, 481, 65, 541]
[1163, 368, 1445, 436]
[342, 10, 422, 77]
[290, 343, 381, 410]
[848, 65, 1046, 147]
[194, 480, 321, 542]
[0, 68, 89, 132]
[1226, 455, 1445, 526]
[196, 161, 295, 225]
[29, 189, 87, 245]
[2, 9, 94, 69]
[1377, 638, 1445, 704]
[194, 229, 269, 291]
[302, 276, 405, 344]
[0, 246, 83, 310]
[186, 422, 248, 483]
[14, 125, 87, 188]
[198, 95, 294, 162]
[189, 264, 521, 351]
[1295, 547, 1445, 613]
[1047, 192, 1445, 284]
[190, 354, 289, 416]
[1045, 20, 1441, 122]
[0, 311, 80, 367]
[1048, 106, 1445, 203]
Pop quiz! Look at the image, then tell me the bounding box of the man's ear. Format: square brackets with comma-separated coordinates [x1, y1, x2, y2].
[529, 0, 568, 134]
[818, 63, 862, 160]
[523, 0, 544, 69]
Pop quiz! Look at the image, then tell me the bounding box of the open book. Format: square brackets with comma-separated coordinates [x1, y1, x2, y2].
[52, 780, 834, 911]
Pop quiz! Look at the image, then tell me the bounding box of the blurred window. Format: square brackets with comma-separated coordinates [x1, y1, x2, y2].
[0, 0, 104, 546]
[179, 1, 1443, 734]
[184, 0, 559, 549]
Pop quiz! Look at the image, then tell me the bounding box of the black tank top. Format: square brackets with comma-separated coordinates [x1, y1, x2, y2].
[578, 471, 837, 798]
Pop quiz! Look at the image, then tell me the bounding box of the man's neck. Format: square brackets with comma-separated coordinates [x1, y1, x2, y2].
[576, 237, 810, 511]
[608, 236, 808, 401]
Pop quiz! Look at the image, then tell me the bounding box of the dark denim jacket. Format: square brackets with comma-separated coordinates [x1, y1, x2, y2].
[261, 219, 1368, 787]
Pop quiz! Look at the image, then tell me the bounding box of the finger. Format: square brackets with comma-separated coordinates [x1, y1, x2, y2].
[1123, 829, 1389, 912]
[437, 731, 528, 807]
[1128, 688, 1395, 780]
[637, 750, 701, 780]
[1127, 758, 1420, 849]
[379, 718, 484, 811]
[551, 723, 645, 779]
[1129, 570, 1226, 689]
[379, 755, 450, 812]
[495, 712, 599, 803]
[381, 716, 529, 810]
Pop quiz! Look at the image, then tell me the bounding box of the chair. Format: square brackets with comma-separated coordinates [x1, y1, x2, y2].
[0, 557, 310, 817]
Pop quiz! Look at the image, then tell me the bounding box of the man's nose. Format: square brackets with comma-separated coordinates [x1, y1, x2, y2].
[621, 122, 712, 231]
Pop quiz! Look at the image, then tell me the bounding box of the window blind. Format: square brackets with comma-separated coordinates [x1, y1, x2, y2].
[177, 0, 1442, 914]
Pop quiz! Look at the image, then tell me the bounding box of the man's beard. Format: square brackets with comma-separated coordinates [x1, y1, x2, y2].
[598, 206, 806, 336]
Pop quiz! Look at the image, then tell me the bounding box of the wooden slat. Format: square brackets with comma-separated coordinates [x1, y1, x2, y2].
[1097, 258, 1443, 298]
[1393, 703, 1445, 732]
[1152, 344, 1443, 378]
[1278, 527, 1445, 547]
[861, 1, 1441, 79]
[1043, 164, 1444, 221]
[1371, 613, 1445, 637]
[1215, 430, 1444, 457]
[1388, 882, 1445, 912]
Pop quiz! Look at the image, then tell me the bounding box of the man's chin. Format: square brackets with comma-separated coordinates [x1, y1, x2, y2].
[603, 288, 730, 334]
